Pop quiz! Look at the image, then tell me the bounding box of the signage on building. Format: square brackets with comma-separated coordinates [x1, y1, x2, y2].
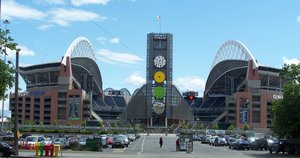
[273, 94, 283, 100]
[17, 91, 45, 97]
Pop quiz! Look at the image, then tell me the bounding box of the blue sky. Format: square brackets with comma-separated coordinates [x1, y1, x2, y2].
[1, 0, 300, 113]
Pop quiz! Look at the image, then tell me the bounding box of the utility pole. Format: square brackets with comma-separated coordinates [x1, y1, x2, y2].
[13, 49, 19, 155]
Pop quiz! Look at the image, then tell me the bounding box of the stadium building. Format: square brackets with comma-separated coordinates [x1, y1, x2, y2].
[9, 37, 128, 125]
[194, 40, 285, 130]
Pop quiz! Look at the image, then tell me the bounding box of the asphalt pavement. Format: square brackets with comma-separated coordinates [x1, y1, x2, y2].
[15, 134, 299, 158]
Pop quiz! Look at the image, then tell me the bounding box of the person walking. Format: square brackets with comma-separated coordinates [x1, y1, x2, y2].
[176, 138, 180, 151]
[159, 137, 163, 148]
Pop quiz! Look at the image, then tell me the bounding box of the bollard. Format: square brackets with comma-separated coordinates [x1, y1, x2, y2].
[44, 144, 50, 156]
[54, 144, 60, 157]
[34, 142, 40, 156]
[39, 142, 45, 156]
[49, 144, 54, 157]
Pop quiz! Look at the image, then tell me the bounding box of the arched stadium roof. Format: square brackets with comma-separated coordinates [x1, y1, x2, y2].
[211, 40, 258, 69]
[205, 40, 258, 95]
[61, 37, 96, 65]
[62, 37, 102, 93]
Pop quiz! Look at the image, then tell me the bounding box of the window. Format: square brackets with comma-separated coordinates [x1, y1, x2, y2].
[252, 111, 260, 123]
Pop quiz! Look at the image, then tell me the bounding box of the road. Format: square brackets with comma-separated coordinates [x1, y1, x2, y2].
[17, 134, 298, 158]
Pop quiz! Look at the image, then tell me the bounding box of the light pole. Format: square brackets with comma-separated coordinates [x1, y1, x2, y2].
[13, 49, 19, 155]
[1, 19, 9, 133]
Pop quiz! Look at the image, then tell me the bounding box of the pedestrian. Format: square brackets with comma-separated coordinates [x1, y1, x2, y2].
[176, 138, 180, 151]
[159, 137, 163, 148]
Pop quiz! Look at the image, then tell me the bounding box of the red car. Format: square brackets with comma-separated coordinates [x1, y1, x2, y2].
[106, 136, 113, 145]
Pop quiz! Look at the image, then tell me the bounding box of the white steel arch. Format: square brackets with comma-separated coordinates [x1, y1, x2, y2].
[61, 37, 96, 65]
[211, 40, 258, 69]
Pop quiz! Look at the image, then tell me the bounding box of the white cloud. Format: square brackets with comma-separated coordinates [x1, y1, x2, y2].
[71, 0, 110, 6]
[110, 37, 120, 44]
[37, 24, 54, 30]
[48, 8, 106, 27]
[40, 0, 65, 5]
[2, 0, 47, 21]
[96, 37, 107, 44]
[283, 57, 300, 65]
[125, 73, 146, 86]
[174, 76, 206, 93]
[96, 49, 143, 65]
[297, 16, 300, 22]
[6, 45, 36, 58]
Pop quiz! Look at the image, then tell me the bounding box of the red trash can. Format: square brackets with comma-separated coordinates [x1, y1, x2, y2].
[49, 144, 54, 157]
[44, 144, 50, 156]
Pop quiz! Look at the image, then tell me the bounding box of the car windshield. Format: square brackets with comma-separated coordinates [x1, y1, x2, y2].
[26, 137, 38, 142]
[0, 142, 10, 147]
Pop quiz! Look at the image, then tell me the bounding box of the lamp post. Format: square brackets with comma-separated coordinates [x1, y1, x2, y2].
[13, 49, 19, 155]
[1, 19, 9, 132]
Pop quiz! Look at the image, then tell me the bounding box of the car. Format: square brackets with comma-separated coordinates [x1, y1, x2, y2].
[106, 136, 113, 145]
[269, 139, 287, 154]
[249, 138, 268, 150]
[209, 136, 218, 145]
[99, 136, 108, 148]
[233, 139, 250, 150]
[112, 136, 125, 148]
[0, 141, 16, 157]
[214, 137, 227, 146]
[227, 137, 236, 148]
[118, 135, 130, 147]
[25, 136, 45, 145]
[53, 138, 67, 148]
[127, 134, 136, 141]
[201, 135, 212, 144]
[1, 136, 14, 147]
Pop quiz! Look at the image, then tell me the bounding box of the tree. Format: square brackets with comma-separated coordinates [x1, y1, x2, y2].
[0, 27, 19, 100]
[227, 124, 235, 132]
[243, 124, 249, 131]
[271, 63, 300, 138]
[211, 124, 219, 130]
[81, 121, 87, 126]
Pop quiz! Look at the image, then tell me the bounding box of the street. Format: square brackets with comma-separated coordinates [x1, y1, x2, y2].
[17, 134, 298, 158]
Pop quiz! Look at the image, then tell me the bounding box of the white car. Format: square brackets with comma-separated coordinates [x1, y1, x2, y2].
[25, 136, 45, 145]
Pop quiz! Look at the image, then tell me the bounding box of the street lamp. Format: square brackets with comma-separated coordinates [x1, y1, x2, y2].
[1, 19, 10, 133]
[13, 49, 19, 155]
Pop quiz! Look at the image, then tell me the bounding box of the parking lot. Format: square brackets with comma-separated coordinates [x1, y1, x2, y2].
[16, 134, 300, 158]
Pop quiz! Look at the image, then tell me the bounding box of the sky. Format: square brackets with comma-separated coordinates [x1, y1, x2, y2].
[1, 0, 300, 114]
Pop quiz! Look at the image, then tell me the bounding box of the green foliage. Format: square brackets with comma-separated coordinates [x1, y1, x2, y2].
[243, 124, 250, 131]
[211, 124, 219, 130]
[110, 122, 117, 128]
[134, 123, 141, 130]
[272, 63, 300, 138]
[82, 121, 87, 126]
[181, 123, 189, 129]
[97, 121, 103, 127]
[0, 28, 19, 100]
[194, 123, 204, 130]
[24, 120, 32, 125]
[227, 124, 235, 131]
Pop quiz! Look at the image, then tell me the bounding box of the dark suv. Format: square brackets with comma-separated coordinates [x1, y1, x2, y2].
[250, 138, 268, 150]
[269, 140, 287, 154]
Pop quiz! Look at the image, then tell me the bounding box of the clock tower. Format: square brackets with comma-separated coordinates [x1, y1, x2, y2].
[146, 33, 173, 127]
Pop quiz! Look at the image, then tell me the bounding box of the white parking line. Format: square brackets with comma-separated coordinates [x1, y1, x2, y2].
[131, 136, 142, 150]
[140, 136, 145, 153]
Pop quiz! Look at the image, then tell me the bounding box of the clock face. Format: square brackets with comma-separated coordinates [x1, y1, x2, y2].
[153, 56, 166, 68]
[153, 86, 165, 99]
[152, 102, 165, 114]
[154, 71, 165, 83]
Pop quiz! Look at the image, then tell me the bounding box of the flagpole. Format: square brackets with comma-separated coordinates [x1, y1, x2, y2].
[157, 15, 161, 33]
